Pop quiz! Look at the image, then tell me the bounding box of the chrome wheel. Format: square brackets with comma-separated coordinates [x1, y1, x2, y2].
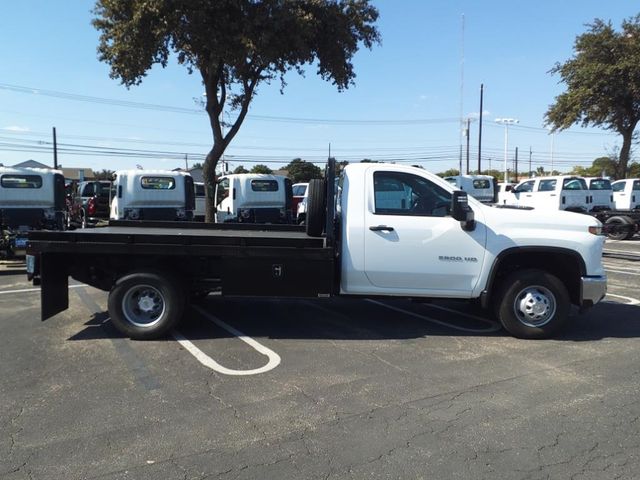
[513, 285, 556, 328]
[121, 284, 166, 327]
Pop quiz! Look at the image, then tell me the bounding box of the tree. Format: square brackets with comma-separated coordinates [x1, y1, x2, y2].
[284, 158, 322, 183]
[190, 162, 204, 170]
[93, 0, 380, 221]
[545, 15, 640, 179]
[233, 165, 249, 174]
[250, 164, 273, 174]
[570, 156, 617, 177]
[95, 169, 115, 180]
[436, 168, 460, 178]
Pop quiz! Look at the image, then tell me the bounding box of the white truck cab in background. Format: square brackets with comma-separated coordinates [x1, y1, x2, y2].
[444, 175, 497, 203]
[583, 177, 613, 212]
[214, 174, 293, 223]
[612, 178, 640, 210]
[110, 170, 195, 221]
[506, 176, 589, 212]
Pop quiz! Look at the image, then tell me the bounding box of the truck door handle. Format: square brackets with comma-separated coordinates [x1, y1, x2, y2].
[369, 225, 395, 232]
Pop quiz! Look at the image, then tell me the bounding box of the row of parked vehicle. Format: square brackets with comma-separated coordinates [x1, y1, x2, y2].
[446, 174, 640, 240]
[1, 166, 310, 257]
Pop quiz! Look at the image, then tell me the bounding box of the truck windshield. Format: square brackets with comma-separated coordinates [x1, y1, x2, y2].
[589, 179, 611, 190]
[141, 177, 176, 189]
[251, 180, 278, 192]
[562, 178, 587, 190]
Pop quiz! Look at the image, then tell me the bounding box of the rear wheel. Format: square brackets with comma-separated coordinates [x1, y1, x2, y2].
[495, 269, 570, 339]
[605, 216, 633, 240]
[305, 179, 326, 237]
[108, 271, 185, 339]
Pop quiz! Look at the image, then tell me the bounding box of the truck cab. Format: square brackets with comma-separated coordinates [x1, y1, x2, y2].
[443, 175, 496, 203]
[214, 174, 293, 223]
[583, 177, 613, 212]
[507, 176, 589, 212]
[611, 178, 640, 210]
[110, 170, 195, 221]
[1, 167, 65, 256]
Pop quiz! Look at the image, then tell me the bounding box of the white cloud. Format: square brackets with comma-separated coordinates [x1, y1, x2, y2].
[2, 125, 30, 132]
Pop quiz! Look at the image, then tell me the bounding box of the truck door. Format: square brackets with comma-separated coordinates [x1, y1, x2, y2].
[512, 180, 536, 207]
[363, 169, 486, 295]
[536, 178, 557, 210]
[214, 177, 233, 223]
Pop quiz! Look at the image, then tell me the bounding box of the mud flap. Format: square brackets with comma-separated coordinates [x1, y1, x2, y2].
[41, 253, 69, 320]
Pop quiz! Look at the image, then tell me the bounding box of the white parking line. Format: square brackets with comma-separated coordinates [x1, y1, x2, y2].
[602, 293, 640, 305]
[605, 268, 640, 277]
[172, 305, 281, 376]
[0, 284, 87, 295]
[365, 299, 501, 333]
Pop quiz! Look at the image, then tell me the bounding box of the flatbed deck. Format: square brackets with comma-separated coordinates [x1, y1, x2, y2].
[28, 221, 326, 255]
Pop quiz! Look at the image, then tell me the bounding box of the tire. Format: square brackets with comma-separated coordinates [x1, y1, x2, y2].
[305, 179, 326, 237]
[605, 216, 632, 241]
[108, 271, 185, 339]
[494, 269, 570, 339]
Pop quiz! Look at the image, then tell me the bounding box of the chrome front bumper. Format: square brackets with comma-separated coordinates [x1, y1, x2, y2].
[580, 275, 607, 310]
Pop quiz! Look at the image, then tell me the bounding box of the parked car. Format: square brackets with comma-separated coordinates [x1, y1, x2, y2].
[110, 170, 195, 221]
[0, 166, 66, 257]
[214, 174, 293, 223]
[506, 176, 589, 212]
[292, 182, 308, 221]
[67, 180, 112, 228]
[611, 178, 640, 211]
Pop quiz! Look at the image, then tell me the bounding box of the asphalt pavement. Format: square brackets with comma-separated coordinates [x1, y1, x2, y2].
[1, 239, 640, 480]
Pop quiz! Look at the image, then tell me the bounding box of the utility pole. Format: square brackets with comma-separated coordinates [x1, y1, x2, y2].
[52, 127, 58, 169]
[514, 147, 518, 182]
[465, 118, 471, 174]
[184, 153, 188, 170]
[529, 147, 532, 178]
[477, 83, 484, 174]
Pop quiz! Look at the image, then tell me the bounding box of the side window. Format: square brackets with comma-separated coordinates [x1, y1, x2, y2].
[538, 180, 557, 192]
[373, 171, 451, 217]
[562, 178, 586, 190]
[216, 178, 229, 205]
[633, 180, 640, 191]
[612, 182, 625, 192]
[517, 181, 535, 193]
[589, 179, 611, 190]
[141, 177, 176, 189]
[195, 183, 205, 197]
[472, 179, 490, 189]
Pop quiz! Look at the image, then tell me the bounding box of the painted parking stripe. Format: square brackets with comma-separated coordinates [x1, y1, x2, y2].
[602, 293, 640, 305]
[605, 268, 640, 277]
[366, 299, 501, 333]
[0, 284, 87, 295]
[172, 305, 281, 376]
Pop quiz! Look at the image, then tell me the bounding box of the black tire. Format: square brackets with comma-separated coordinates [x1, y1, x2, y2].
[494, 269, 570, 339]
[305, 179, 326, 237]
[605, 216, 632, 241]
[108, 271, 185, 339]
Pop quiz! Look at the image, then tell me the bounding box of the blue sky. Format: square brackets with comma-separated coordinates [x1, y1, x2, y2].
[0, 1, 637, 175]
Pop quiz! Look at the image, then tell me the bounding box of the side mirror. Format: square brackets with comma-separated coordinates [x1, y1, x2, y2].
[451, 191, 475, 231]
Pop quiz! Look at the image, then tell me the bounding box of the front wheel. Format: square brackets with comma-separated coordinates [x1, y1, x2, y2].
[108, 271, 185, 339]
[495, 269, 570, 339]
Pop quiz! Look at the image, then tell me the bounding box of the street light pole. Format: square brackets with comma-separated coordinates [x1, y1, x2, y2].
[495, 118, 519, 183]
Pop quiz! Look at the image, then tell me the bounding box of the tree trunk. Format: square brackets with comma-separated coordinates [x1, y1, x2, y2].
[618, 129, 634, 179]
[203, 144, 224, 223]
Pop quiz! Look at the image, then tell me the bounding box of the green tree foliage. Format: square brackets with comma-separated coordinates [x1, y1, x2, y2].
[569, 156, 618, 177]
[436, 168, 460, 178]
[233, 165, 249, 174]
[93, 0, 380, 221]
[250, 164, 273, 174]
[284, 158, 322, 183]
[94, 169, 115, 180]
[546, 15, 640, 179]
[190, 162, 204, 170]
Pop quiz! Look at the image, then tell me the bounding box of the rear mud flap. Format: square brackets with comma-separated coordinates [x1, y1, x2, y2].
[41, 253, 69, 320]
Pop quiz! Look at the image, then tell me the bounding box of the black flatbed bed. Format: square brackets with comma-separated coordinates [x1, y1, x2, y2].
[28, 220, 327, 255]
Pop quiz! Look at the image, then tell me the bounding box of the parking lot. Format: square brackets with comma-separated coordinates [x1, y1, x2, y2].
[1, 239, 640, 480]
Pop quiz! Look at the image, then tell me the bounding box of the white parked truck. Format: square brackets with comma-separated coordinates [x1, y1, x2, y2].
[444, 175, 497, 203]
[506, 176, 589, 212]
[110, 170, 195, 221]
[1, 167, 66, 257]
[214, 173, 293, 223]
[611, 178, 640, 211]
[584, 177, 613, 212]
[27, 160, 606, 340]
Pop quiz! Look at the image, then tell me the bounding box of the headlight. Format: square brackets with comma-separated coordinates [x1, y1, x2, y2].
[176, 208, 186, 219]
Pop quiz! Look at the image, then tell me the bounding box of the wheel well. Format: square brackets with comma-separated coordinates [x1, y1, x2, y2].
[488, 250, 584, 306]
